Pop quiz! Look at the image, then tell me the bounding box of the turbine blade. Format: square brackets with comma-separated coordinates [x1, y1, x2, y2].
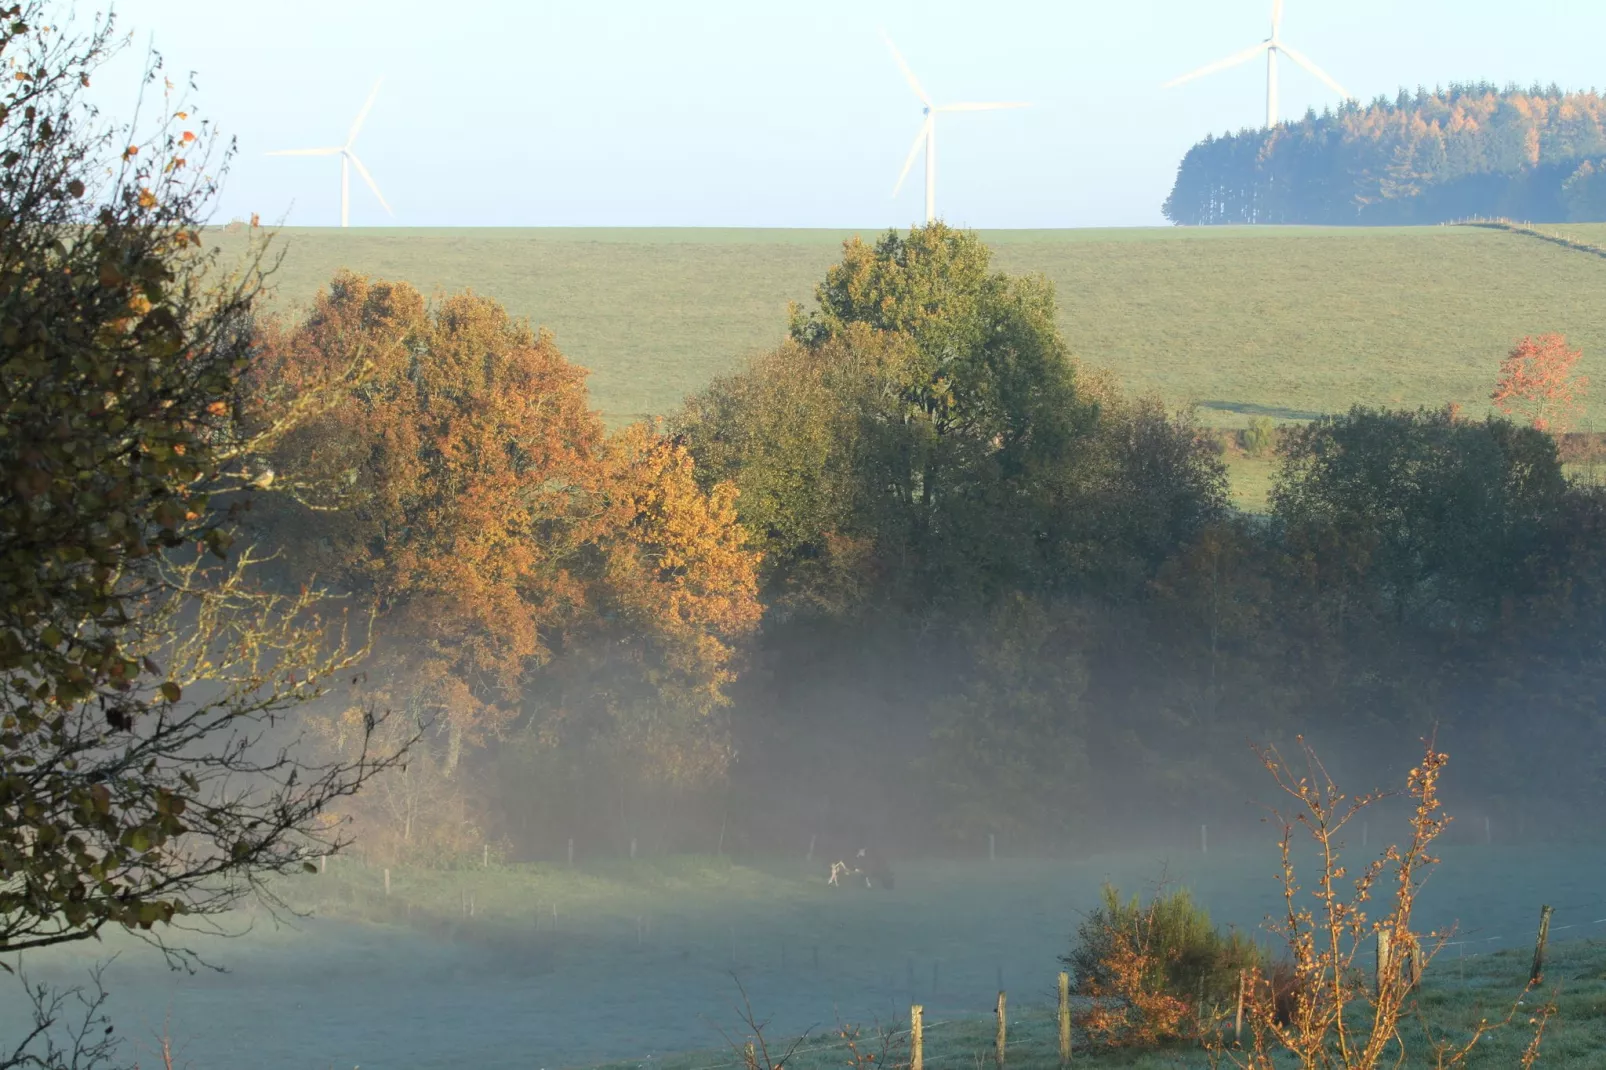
[1277, 43, 1350, 99]
[346, 151, 393, 216]
[1161, 42, 1270, 89]
[346, 77, 384, 148]
[893, 116, 931, 197]
[265, 147, 343, 156]
[937, 102, 1031, 112]
[879, 29, 931, 108]
[1271, 0, 1284, 37]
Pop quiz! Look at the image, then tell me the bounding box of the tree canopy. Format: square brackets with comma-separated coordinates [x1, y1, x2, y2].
[1164, 84, 1606, 224]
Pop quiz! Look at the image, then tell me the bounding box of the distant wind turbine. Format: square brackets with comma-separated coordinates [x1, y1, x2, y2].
[1162, 0, 1350, 128]
[882, 31, 1029, 224]
[267, 78, 393, 228]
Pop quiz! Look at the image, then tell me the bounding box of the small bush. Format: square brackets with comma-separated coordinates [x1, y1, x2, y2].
[1241, 416, 1279, 458]
[1063, 883, 1261, 1009]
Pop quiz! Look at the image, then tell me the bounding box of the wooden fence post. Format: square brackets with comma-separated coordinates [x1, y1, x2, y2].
[319, 854, 326, 875]
[1058, 971, 1072, 1067]
[911, 1004, 924, 1070]
[1376, 929, 1391, 994]
[483, 842, 489, 868]
[1234, 969, 1246, 1043]
[995, 990, 1007, 1070]
[1531, 904, 1554, 984]
[383, 867, 390, 897]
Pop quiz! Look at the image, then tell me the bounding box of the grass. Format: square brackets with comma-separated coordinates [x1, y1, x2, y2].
[16, 847, 1606, 1067]
[213, 224, 1606, 439]
[585, 937, 1606, 1069]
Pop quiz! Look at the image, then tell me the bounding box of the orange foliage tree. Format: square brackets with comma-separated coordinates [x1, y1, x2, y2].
[1491, 332, 1588, 433]
[250, 273, 760, 799]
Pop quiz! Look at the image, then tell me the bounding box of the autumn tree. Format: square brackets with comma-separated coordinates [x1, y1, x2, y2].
[0, 5, 403, 961]
[254, 275, 762, 823]
[1491, 332, 1588, 433]
[252, 274, 607, 773]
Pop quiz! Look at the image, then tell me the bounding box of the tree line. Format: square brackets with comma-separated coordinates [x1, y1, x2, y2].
[237, 226, 1606, 862]
[1165, 83, 1606, 225]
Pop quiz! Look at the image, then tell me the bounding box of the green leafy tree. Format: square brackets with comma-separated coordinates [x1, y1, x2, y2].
[1271, 405, 1567, 630]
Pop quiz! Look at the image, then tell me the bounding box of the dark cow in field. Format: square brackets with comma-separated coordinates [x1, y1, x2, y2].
[828, 846, 895, 890]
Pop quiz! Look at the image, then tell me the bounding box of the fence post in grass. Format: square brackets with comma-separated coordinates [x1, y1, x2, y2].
[1376, 929, 1391, 994]
[1531, 904, 1554, 984]
[319, 854, 326, 875]
[1405, 935, 1422, 991]
[383, 867, 391, 897]
[995, 990, 1007, 1070]
[911, 1004, 924, 1070]
[469, 892, 474, 918]
[1058, 971, 1072, 1067]
[1234, 969, 1245, 1043]
[483, 842, 489, 869]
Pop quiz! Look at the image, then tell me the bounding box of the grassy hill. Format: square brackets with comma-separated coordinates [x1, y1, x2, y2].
[218, 224, 1606, 435]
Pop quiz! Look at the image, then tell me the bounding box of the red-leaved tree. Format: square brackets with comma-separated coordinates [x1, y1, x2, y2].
[1491, 333, 1588, 433]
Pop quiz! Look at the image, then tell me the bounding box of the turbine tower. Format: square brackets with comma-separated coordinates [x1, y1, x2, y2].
[882, 31, 1029, 224]
[1161, 0, 1349, 128]
[267, 78, 393, 227]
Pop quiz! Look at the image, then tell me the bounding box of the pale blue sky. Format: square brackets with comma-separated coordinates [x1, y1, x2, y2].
[94, 0, 1606, 228]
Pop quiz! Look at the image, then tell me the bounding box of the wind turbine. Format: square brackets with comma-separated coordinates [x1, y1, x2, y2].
[1161, 0, 1350, 128]
[267, 78, 393, 227]
[882, 31, 1029, 224]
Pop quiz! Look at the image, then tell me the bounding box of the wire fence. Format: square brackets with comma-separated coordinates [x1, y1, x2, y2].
[620, 902, 1606, 1070]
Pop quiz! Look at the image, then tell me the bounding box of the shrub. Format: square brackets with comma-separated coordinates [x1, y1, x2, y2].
[1064, 883, 1262, 1014]
[1242, 416, 1279, 458]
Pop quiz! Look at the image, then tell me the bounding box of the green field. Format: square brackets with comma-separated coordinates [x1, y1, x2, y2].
[219, 224, 1606, 435]
[19, 845, 1605, 1068]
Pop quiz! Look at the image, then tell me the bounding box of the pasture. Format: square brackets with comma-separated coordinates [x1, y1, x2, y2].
[217, 224, 1606, 434]
[13, 843, 1606, 1068]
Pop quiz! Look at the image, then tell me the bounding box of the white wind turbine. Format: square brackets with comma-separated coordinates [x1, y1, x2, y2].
[1162, 0, 1350, 128]
[882, 31, 1029, 224]
[267, 78, 393, 227]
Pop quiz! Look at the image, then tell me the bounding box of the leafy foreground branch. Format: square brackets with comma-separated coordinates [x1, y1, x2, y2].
[0, 0, 412, 967]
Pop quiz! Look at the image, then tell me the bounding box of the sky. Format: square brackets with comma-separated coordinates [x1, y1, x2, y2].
[85, 0, 1606, 228]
